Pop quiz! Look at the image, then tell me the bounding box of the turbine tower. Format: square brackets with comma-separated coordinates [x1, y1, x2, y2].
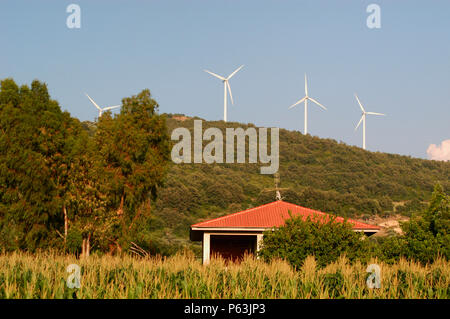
[354, 94, 386, 150]
[288, 74, 327, 134]
[204, 65, 244, 122]
[85, 93, 121, 118]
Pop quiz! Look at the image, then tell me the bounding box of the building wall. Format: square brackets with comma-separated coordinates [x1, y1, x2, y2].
[202, 231, 264, 264]
[199, 228, 375, 265]
[210, 235, 256, 262]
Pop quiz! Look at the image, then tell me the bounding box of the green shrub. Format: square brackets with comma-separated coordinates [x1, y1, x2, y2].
[66, 230, 82, 255]
[379, 184, 450, 264]
[258, 212, 370, 268]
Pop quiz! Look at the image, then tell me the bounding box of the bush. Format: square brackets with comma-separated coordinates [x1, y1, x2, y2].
[66, 230, 82, 255]
[378, 184, 450, 264]
[258, 212, 370, 268]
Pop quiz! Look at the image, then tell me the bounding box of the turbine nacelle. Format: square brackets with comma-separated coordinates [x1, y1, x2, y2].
[204, 65, 244, 122]
[353, 94, 386, 149]
[86, 93, 121, 118]
[288, 74, 327, 134]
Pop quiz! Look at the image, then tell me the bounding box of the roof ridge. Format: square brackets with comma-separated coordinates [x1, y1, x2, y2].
[283, 201, 329, 217]
[191, 200, 380, 229]
[191, 201, 282, 227]
[282, 201, 375, 226]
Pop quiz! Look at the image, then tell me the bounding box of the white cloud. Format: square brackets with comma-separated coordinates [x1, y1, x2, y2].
[427, 139, 450, 162]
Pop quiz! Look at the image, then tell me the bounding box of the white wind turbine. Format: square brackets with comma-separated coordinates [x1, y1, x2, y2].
[204, 65, 244, 122]
[288, 74, 327, 134]
[354, 94, 386, 150]
[85, 93, 121, 118]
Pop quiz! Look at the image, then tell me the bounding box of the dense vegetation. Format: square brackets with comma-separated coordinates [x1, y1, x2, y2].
[1, 78, 449, 259]
[150, 114, 449, 253]
[0, 252, 448, 299]
[260, 185, 449, 267]
[0, 79, 170, 255]
[259, 215, 371, 268]
[377, 184, 449, 264]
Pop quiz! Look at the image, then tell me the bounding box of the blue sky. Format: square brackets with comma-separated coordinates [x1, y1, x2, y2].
[1, 0, 449, 159]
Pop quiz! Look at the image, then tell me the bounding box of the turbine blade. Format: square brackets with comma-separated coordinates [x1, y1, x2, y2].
[304, 74, 308, 96]
[366, 112, 385, 116]
[227, 65, 244, 80]
[288, 96, 306, 109]
[102, 105, 121, 111]
[308, 97, 327, 110]
[354, 115, 364, 131]
[226, 81, 234, 105]
[354, 94, 365, 113]
[204, 69, 226, 81]
[86, 93, 101, 110]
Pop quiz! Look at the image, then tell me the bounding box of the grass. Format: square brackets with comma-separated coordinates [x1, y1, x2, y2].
[0, 251, 448, 299]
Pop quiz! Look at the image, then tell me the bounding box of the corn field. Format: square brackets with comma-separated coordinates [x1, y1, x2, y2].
[0, 251, 448, 299]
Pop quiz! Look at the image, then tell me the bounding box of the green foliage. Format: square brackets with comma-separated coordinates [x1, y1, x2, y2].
[425, 184, 450, 237]
[1, 252, 447, 299]
[374, 236, 405, 264]
[378, 184, 450, 264]
[155, 116, 449, 252]
[95, 89, 171, 249]
[0, 79, 171, 254]
[1, 77, 449, 259]
[66, 229, 83, 254]
[0, 78, 83, 251]
[400, 184, 449, 263]
[258, 213, 370, 268]
[321, 271, 345, 298]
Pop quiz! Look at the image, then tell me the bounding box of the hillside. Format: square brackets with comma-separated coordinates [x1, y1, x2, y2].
[1, 80, 448, 257]
[133, 114, 449, 253]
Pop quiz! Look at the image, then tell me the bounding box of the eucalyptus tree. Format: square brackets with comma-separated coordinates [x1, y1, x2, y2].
[95, 89, 171, 252]
[0, 79, 81, 250]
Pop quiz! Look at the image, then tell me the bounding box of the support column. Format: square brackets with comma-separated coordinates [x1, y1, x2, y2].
[256, 234, 264, 259]
[203, 233, 211, 265]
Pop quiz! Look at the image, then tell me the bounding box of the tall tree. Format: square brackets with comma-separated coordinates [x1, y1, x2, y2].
[380, 184, 450, 264]
[63, 125, 115, 256]
[0, 79, 81, 250]
[401, 184, 450, 262]
[95, 89, 170, 252]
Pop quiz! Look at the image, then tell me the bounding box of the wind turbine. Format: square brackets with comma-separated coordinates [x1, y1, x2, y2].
[85, 93, 121, 117]
[288, 74, 327, 134]
[354, 94, 386, 150]
[204, 65, 244, 122]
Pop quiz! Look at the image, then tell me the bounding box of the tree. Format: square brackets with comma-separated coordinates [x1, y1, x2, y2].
[424, 184, 449, 238]
[379, 184, 449, 264]
[95, 89, 171, 252]
[63, 127, 114, 256]
[400, 184, 449, 263]
[0, 80, 171, 254]
[258, 212, 369, 268]
[0, 79, 81, 251]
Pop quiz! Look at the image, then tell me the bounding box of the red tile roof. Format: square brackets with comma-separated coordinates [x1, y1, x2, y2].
[191, 200, 380, 230]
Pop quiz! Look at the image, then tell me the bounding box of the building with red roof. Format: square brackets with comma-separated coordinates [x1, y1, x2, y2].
[190, 200, 380, 264]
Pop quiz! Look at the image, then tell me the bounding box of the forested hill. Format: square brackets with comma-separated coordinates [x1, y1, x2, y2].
[133, 114, 449, 253]
[1, 78, 447, 256]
